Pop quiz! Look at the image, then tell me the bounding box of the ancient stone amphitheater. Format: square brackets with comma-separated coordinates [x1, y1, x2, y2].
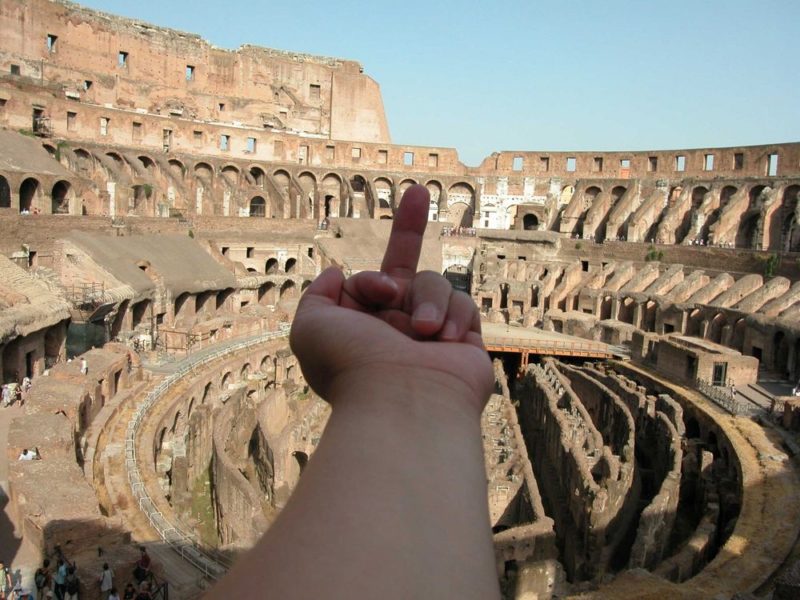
[1, 1, 799, 598]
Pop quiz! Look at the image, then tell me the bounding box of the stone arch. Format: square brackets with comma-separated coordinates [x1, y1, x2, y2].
[297, 171, 317, 217]
[105, 152, 126, 173]
[779, 185, 800, 252]
[202, 381, 213, 404]
[138, 155, 157, 175]
[42, 143, 57, 158]
[73, 148, 94, 174]
[321, 173, 342, 218]
[374, 177, 393, 209]
[731, 318, 747, 352]
[249, 196, 266, 217]
[221, 371, 233, 390]
[240, 362, 251, 380]
[584, 186, 602, 207]
[426, 180, 444, 213]
[174, 292, 191, 320]
[187, 397, 195, 420]
[0, 175, 10, 208]
[265, 258, 279, 274]
[619, 297, 635, 324]
[447, 182, 476, 227]
[249, 166, 266, 187]
[19, 177, 41, 213]
[258, 281, 277, 305]
[707, 313, 726, 344]
[285, 258, 297, 274]
[773, 330, 791, 378]
[168, 159, 185, 180]
[51, 180, 72, 214]
[273, 169, 291, 186]
[687, 309, 703, 337]
[280, 280, 297, 300]
[691, 186, 709, 209]
[560, 185, 575, 205]
[194, 162, 214, 184]
[221, 165, 240, 186]
[301, 280, 312, 291]
[523, 214, 539, 230]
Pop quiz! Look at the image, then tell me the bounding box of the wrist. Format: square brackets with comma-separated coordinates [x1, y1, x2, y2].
[327, 364, 489, 422]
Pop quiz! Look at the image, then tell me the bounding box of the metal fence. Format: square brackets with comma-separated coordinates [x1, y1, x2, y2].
[125, 325, 290, 580]
[695, 379, 750, 416]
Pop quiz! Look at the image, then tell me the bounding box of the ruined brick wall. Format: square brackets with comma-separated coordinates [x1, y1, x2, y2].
[0, 0, 390, 143]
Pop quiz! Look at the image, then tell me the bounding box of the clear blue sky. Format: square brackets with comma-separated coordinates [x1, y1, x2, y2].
[77, 0, 800, 166]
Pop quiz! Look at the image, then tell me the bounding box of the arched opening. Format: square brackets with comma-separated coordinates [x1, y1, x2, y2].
[779, 185, 800, 252]
[731, 318, 746, 352]
[301, 280, 311, 292]
[194, 162, 214, 184]
[374, 177, 393, 211]
[265, 258, 279, 274]
[707, 313, 726, 344]
[285, 258, 297, 274]
[426, 180, 444, 214]
[687, 309, 703, 337]
[0, 176, 11, 208]
[298, 172, 317, 218]
[240, 363, 251, 380]
[619, 297, 635, 325]
[249, 196, 266, 217]
[221, 165, 240, 186]
[321, 174, 341, 218]
[293, 451, 308, 474]
[19, 178, 40, 213]
[221, 371, 232, 390]
[168, 159, 185, 180]
[447, 183, 475, 227]
[523, 214, 539, 230]
[259, 282, 275, 303]
[202, 381, 213, 404]
[773, 331, 790, 378]
[685, 417, 700, 439]
[51, 180, 71, 214]
[174, 292, 191, 321]
[250, 166, 266, 187]
[138, 155, 156, 175]
[280, 280, 297, 300]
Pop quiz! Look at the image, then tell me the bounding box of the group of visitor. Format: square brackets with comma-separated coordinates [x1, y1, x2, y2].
[2, 378, 30, 408]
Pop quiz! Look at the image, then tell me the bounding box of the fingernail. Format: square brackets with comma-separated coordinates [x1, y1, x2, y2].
[441, 320, 457, 340]
[413, 302, 439, 323]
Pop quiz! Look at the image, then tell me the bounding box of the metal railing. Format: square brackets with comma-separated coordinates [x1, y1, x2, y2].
[125, 325, 290, 580]
[695, 379, 748, 416]
[484, 336, 610, 355]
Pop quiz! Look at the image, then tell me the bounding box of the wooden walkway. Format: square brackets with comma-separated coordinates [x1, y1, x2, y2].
[482, 323, 613, 367]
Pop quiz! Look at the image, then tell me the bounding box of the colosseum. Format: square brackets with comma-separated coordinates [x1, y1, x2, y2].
[0, 1, 799, 598]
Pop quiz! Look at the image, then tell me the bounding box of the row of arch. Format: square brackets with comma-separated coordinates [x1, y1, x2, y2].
[0, 174, 78, 214]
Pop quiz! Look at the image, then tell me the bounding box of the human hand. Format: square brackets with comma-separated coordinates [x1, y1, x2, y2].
[290, 184, 493, 414]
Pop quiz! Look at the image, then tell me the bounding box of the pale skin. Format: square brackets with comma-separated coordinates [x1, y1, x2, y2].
[209, 184, 500, 599]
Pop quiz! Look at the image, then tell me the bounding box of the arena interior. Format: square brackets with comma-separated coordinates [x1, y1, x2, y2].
[1, 1, 800, 598]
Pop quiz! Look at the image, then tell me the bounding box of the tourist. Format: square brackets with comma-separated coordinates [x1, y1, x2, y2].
[97, 564, 113, 596]
[134, 583, 150, 600]
[1, 385, 10, 407]
[63, 566, 79, 600]
[206, 185, 499, 599]
[0, 561, 11, 600]
[80, 359, 88, 376]
[121, 583, 135, 600]
[35, 560, 51, 600]
[18, 448, 38, 461]
[132, 548, 150, 585]
[53, 560, 67, 600]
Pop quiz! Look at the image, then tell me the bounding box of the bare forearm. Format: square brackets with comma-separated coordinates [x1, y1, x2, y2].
[213, 375, 500, 599]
